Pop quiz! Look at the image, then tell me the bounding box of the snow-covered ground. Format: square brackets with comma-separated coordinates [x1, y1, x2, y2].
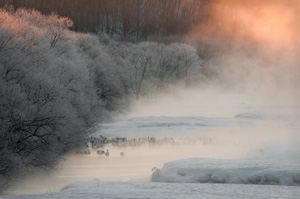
[1, 180, 300, 199]
[1, 91, 299, 198]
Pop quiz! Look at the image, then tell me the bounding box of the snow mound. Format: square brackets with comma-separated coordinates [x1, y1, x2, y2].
[152, 158, 300, 186]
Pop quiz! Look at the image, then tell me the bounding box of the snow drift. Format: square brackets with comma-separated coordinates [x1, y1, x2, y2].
[152, 158, 300, 186]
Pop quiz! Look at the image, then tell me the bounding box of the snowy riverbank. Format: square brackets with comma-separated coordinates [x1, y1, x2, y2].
[1, 180, 300, 199]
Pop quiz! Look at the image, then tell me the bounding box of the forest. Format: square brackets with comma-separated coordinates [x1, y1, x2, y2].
[0, 7, 203, 191]
[0, 0, 210, 37]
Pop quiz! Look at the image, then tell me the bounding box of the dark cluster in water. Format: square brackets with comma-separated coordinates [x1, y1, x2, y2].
[88, 135, 175, 149]
[76, 135, 214, 156]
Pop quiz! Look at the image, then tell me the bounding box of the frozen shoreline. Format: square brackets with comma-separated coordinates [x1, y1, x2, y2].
[1, 180, 300, 199]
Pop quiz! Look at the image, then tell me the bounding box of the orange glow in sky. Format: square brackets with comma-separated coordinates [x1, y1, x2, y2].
[188, 0, 300, 47]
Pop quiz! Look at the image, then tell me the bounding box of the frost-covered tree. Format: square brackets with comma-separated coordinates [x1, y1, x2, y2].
[0, 0, 209, 38]
[114, 42, 204, 98]
[0, 8, 98, 191]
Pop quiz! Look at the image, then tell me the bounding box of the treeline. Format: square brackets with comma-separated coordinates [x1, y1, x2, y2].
[0, 0, 213, 38]
[0, 8, 203, 190]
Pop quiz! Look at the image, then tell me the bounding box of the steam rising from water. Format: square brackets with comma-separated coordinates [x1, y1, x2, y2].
[188, 0, 300, 46]
[123, 0, 300, 189]
[185, 0, 300, 107]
